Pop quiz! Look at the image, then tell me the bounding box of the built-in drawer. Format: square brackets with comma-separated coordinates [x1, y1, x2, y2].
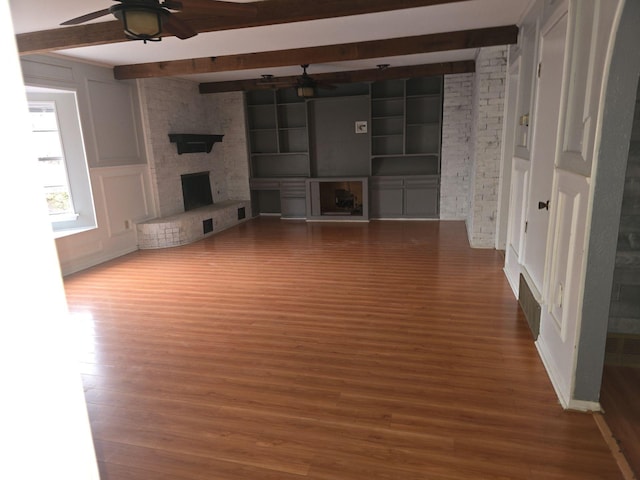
[404, 175, 439, 188]
[280, 179, 307, 197]
[369, 177, 404, 188]
[249, 178, 281, 190]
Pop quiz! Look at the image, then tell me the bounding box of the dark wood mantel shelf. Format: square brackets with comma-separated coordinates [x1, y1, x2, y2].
[168, 134, 224, 154]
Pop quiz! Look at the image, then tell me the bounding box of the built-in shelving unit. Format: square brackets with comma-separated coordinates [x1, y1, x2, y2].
[369, 76, 442, 218]
[246, 89, 310, 178]
[246, 75, 443, 220]
[370, 76, 442, 176]
[247, 88, 309, 218]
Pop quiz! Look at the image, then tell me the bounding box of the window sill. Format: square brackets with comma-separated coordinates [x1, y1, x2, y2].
[53, 225, 96, 239]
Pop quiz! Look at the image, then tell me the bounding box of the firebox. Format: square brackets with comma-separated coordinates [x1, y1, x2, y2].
[181, 171, 213, 211]
[306, 177, 369, 221]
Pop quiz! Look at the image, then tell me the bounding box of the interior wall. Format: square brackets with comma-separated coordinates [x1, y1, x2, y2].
[204, 91, 251, 202]
[21, 55, 155, 276]
[138, 77, 226, 217]
[608, 83, 640, 335]
[440, 73, 473, 220]
[467, 46, 508, 248]
[501, 0, 626, 406]
[138, 77, 251, 217]
[575, 0, 638, 401]
[309, 96, 370, 177]
[1, 6, 99, 475]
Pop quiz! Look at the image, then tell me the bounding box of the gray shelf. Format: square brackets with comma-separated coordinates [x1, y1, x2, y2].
[371, 155, 439, 176]
[369, 76, 443, 177]
[247, 88, 310, 180]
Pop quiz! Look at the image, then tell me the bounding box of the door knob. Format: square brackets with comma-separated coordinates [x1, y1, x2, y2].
[538, 200, 550, 210]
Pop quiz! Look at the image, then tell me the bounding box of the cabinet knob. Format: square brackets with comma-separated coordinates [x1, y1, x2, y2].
[538, 200, 550, 210]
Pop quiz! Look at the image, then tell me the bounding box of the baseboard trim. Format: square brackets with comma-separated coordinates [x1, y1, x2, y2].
[60, 245, 139, 276]
[567, 398, 602, 412]
[503, 267, 519, 298]
[535, 338, 570, 409]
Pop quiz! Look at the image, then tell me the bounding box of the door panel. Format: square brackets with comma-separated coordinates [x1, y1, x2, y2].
[538, 169, 589, 404]
[504, 157, 530, 294]
[522, 10, 568, 293]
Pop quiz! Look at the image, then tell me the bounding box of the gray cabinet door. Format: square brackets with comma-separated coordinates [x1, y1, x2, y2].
[280, 179, 307, 218]
[280, 197, 306, 218]
[370, 176, 439, 218]
[370, 185, 403, 217]
[404, 177, 439, 218]
[404, 185, 439, 218]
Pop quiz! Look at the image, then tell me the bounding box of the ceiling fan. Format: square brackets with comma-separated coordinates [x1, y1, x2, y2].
[258, 65, 336, 98]
[60, 0, 258, 42]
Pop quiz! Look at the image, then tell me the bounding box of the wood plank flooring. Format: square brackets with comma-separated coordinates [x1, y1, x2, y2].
[601, 365, 640, 478]
[63, 218, 623, 479]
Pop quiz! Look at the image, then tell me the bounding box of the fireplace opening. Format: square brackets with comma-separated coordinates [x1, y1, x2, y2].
[181, 171, 213, 211]
[319, 181, 363, 216]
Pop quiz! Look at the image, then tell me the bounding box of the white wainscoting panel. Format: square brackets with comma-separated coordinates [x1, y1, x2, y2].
[86, 79, 142, 166]
[99, 166, 154, 238]
[56, 164, 156, 275]
[20, 58, 75, 83]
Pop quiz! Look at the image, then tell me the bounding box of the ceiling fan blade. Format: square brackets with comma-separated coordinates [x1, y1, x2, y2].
[259, 79, 294, 87]
[317, 81, 337, 90]
[163, 15, 198, 39]
[179, 0, 258, 17]
[60, 8, 112, 26]
[163, 0, 184, 10]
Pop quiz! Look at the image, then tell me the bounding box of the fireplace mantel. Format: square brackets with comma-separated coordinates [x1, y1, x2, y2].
[168, 134, 224, 154]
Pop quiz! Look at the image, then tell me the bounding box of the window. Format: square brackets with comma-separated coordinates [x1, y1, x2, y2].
[27, 88, 96, 235]
[29, 102, 75, 218]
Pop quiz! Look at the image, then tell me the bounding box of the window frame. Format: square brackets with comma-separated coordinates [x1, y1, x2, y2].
[26, 87, 96, 235]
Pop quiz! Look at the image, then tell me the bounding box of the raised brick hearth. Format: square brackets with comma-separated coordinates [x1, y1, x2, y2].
[136, 200, 250, 249]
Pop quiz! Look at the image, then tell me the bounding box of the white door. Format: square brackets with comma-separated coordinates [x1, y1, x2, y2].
[521, 10, 568, 294]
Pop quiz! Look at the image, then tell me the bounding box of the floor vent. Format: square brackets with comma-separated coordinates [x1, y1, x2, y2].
[519, 274, 541, 340]
[203, 218, 213, 234]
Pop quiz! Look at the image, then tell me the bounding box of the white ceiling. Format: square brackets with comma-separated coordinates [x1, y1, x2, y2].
[9, 0, 532, 84]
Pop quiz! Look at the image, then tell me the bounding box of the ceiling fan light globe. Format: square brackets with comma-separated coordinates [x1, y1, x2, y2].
[126, 10, 162, 36]
[297, 86, 315, 98]
[111, 4, 168, 41]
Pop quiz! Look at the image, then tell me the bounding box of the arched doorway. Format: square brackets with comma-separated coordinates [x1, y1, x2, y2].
[579, 0, 640, 475]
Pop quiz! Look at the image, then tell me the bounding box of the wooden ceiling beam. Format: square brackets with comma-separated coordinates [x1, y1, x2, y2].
[115, 25, 517, 80]
[16, 0, 469, 55]
[198, 60, 476, 93]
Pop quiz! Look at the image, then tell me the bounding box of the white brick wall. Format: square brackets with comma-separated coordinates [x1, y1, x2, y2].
[205, 92, 251, 201]
[138, 78, 250, 217]
[441, 73, 474, 220]
[466, 47, 508, 248]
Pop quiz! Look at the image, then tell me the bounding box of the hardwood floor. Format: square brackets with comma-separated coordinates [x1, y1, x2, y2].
[601, 365, 640, 478]
[64, 218, 623, 479]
